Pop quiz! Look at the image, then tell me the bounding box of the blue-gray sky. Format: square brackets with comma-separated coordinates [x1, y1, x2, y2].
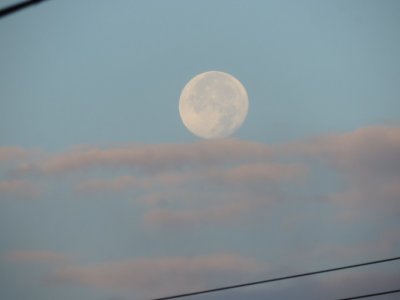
[1, 1, 399, 299]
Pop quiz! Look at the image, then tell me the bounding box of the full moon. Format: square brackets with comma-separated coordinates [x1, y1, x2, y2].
[179, 71, 249, 139]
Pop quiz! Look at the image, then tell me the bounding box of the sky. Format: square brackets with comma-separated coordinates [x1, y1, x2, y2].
[0, 0, 400, 299]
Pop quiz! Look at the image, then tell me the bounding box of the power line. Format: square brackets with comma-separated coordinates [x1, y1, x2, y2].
[149, 256, 400, 300]
[0, 0, 49, 18]
[336, 288, 400, 300]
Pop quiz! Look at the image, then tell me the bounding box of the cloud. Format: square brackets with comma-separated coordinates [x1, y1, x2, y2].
[198, 269, 400, 300]
[12, 139, 273, 175]
[75, 173, 191, 193]
[4, 250, 70, 263]
[44, 250, 400, 300]
[140, 182, 285, 228]
[0, 180, 42, 198]
[0, 147, 30, 161]
[311, 228, 400, 261]
[143, 202, 251, 228]
[2, 126, 399, 300]
[75, 162, 305, 229]
[218, 163, 307, 183]
[47, 254, 263, 299]
[319, 127, 400, 218]
[76, 163, 307, 193]
[8, 125, 400, 178]
[5, 125, 399, 225]
[293, 126, 400, 176]
[280, 126, 400, 218]
[328, 181, 400, 220]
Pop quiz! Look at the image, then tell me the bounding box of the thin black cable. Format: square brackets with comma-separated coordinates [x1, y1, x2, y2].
[149, 256, 400, 300]
[336, 288, 400, 300]
[0, 0, 49, 18]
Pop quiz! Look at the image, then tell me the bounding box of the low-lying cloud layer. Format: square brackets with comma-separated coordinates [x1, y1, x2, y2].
[11, 139, 273, 175]
[0, 180, 42, 197]
[2, 126, 399, 224]
[1, 126, 399, 299]
[47, 254, 262, 299]
[4, 250, 70, 263]
[0, 147, 31, 161]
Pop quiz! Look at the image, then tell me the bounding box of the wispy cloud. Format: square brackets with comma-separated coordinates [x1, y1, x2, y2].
[218, 163, 307, 183]
[0, 180, 42, 197]
[47, 254, 263, 299]
[273, 126, 400, 219]
[197, 270, 400, 300]
[289, 126, 400, 174]
[75, 173, 191, 193]
[4, 125, 399, 225]
[143, 201, 252, 228]
[12, 139, 273, 175]
[0, 147, 30, 161]
[311, 127, 400, 219]
[4, 250, 70, 263]
[1, 126, 398, 300]
[76, 163, 307, 193]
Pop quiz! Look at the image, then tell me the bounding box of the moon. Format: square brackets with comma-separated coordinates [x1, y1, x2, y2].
[179, 71, 249, 139]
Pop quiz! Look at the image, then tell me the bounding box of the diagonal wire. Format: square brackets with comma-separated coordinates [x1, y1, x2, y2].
[336, 288, 400, 300]
[0, 0, 49, 18]
[148, 256, 400, 300]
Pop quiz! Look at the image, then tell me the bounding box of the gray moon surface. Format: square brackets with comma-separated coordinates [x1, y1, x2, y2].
[179, 71, 249, 139]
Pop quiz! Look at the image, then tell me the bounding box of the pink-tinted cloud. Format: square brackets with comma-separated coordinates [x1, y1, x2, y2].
[9, 126, 400, 177]
[13, 139, 273, 175]
[136, 188, 194, 205]
[141, 185, 282, 228]
[290, 126, 400, 173]
[76, 173, 191, 193]
[305, 127, 400, 218]
[48, 254, 263, 298]
[328, 180, 400, 220]
[220, 163, 307, 183]
[143, 201, 251, 228]
[0, 180, 42, 197]
[136, 163, 304, 228]
[280, 126, 400, 218]
[222, 269, 400, 300]
[311, 229, 400, 262]
[5, 250, 70, 263]
[0, 147, 29, 161]
[76, 163, 307, 193]
[6, 126, 399, 222]
[319, 268, 400, 295]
